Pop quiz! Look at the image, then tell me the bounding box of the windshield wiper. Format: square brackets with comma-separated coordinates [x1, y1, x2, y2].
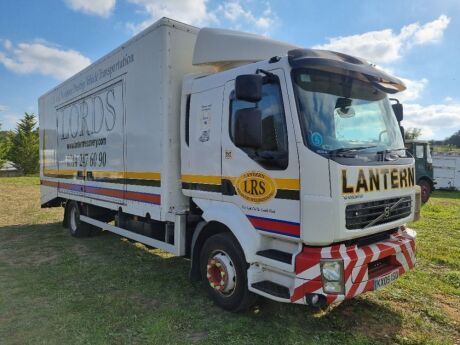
[376, 147, 408, 159]
[327, 145, 378, 157]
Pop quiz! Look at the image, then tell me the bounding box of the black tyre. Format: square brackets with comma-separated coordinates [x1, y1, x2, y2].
[65, 201, 94, 237]
[418, 179, 431, 204]
[200, 233, 257, 312]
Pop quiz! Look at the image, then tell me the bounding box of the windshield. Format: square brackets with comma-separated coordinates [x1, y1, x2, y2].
[292, 68, 405, 157]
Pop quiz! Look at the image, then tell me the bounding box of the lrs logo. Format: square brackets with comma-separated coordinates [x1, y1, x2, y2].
[235, 171, 277, 203]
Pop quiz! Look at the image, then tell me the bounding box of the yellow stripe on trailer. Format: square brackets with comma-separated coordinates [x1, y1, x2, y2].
[274, 178, 300, 190]
[182, 174, 300, 190]
[181, 174, 222, 185]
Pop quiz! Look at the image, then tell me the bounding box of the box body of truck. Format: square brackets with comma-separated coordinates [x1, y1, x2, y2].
[40, 18, 419, 311]
[40, 19, 204, 225]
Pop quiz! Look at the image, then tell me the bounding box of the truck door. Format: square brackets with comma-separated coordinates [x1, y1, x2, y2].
[414, 143, 426, 179]
[182, 86, 223, 201]
[221, 69, 301, 239]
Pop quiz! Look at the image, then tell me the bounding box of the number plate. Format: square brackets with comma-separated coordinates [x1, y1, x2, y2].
[373, 270, 399, 290]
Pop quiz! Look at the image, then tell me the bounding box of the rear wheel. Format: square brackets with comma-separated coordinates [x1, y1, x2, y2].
[200, 233, 256, 312]
[65, 201, 94, 237]
[418, 179, 431, 203]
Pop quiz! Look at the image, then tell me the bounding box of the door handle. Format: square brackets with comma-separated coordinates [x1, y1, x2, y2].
[77, 171, 85, 180]
[221, 179, 235, 196]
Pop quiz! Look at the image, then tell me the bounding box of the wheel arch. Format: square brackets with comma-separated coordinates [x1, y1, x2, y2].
[417, 176, 434, 189]
[189, 199, 261, 281]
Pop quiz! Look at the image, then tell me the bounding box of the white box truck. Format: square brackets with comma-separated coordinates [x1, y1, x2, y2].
[40, 18, 420, 311]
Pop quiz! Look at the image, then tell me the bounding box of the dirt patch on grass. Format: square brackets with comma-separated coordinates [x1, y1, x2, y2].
[186, 331, 208, 343]
[442, 303, 460, 325]
[0, 182, 62, 227]
[330, 300, 403, 341]
[436, 294, 460, 324]
[129, 293, 161, 309]
[0, 249, 59, 267]
[72, 243, 90, 257]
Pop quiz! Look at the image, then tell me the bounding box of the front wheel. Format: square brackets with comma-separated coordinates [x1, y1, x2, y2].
[200, 233, 256, 312]
[418, 180, 431, 203]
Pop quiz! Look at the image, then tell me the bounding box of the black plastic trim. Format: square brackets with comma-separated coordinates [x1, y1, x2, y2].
[256, 249, 292, 264]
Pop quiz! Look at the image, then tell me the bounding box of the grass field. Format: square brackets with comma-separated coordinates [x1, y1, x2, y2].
[0, 177, 458, 345]
[433, 145, 460, 154]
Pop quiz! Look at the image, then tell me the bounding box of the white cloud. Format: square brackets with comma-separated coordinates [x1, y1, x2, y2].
[403, 103, 460, 140]
[126, 0, 277, 35]
[126, 0, 218, 33]
[0, 111, 22, 131]
[64, 0, 116, 17]
[412, 15, 450, 45]
[0, 40, 91, 80]
[218, 1, 276, 32]
[397, 77, 428, 103]
[444, 96, 454, 102]
[314, 15, 450, 64]
[2, 39, 12, 50]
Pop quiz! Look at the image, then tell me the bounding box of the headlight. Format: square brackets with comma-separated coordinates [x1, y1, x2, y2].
[321, 259, 344, 294]
[321, 261, 342, 281]
[323, 281, 343, 294]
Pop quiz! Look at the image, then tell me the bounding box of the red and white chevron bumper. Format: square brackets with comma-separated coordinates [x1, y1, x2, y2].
[291, 227, 416, 305]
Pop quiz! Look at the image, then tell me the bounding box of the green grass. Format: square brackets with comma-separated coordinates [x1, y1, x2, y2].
[433, 145, 460, 154]
[0, 176, 459, 345]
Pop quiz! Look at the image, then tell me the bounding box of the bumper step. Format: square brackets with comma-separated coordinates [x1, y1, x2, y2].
[251, 280, 290, 299]
[256, 249, 292, 264]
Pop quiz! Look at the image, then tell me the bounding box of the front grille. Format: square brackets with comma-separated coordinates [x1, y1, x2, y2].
[346, 196, 412, 230]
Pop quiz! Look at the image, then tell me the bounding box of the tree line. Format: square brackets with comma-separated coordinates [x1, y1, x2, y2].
[0, 113, 39, 174]
[405, 127, 460, 147]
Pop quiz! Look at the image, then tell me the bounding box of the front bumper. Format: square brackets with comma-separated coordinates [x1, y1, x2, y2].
[291, 227, 416, 305]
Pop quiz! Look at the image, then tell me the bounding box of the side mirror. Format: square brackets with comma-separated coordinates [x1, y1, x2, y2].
[234, 108, 262, 148]
[391, 100, 403, 122]
[235, 74, 263, 102]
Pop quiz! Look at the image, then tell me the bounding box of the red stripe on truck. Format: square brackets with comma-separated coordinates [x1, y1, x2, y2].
[41, 179, 161, 205]
[41, 179, 59, 188]
[248, 215, 300, 237]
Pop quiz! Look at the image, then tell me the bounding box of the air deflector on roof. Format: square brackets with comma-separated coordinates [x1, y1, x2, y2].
[193, 28, 298, 67]
[288, 49, 406, 93]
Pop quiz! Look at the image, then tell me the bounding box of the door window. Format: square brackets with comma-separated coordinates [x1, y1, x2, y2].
[415, 145, 425, 159]
[229, 81, 288, 170]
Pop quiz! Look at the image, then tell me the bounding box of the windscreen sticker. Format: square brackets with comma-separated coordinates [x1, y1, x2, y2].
[311, 132, 323, 146]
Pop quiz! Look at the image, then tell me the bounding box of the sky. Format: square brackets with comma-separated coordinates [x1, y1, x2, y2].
[0, 0, 459, 140]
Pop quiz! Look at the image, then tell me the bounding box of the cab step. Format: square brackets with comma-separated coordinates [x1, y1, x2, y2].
[251, 280, 290, 299]
[256, 249, 293, 264]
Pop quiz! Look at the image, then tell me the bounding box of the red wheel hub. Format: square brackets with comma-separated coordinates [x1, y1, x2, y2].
[206, 252, 236, 294]
[206, 258, 227, 291]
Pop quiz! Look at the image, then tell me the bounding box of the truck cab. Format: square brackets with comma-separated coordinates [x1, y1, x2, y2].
[181, 30, 420, 309]
[405, 140, 435, 202]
